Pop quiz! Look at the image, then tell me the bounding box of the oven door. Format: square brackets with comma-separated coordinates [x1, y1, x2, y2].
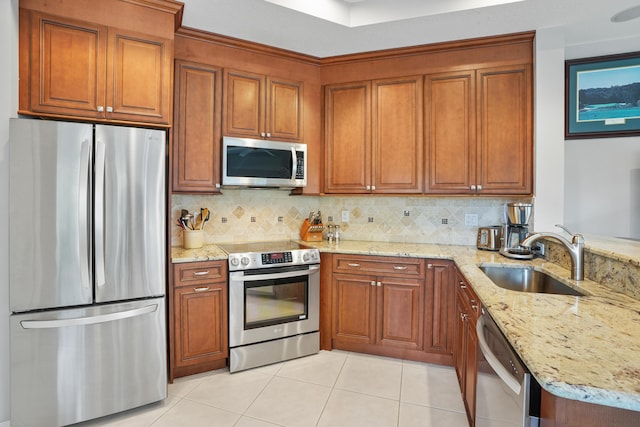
[229, 264, 319, 348]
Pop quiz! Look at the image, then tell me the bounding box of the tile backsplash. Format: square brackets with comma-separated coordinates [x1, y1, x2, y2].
[172, 190, 529, 247]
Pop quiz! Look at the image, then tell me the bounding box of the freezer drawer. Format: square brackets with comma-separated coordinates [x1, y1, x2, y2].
[10, 298, 167, 427]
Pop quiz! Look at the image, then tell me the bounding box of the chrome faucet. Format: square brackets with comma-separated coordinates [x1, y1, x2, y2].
[520, 224, 585, 281]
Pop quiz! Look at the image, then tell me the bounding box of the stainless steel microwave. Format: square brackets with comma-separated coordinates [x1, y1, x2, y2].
[222, 136, 307, 188]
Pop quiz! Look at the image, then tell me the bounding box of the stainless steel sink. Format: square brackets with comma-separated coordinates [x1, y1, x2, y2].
[480, 266, 585, 296]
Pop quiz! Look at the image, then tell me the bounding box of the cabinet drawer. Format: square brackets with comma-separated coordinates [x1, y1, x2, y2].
[456, 273, 480, 319]
[174, 261, 227, 286]
[333, 255, 424, 277]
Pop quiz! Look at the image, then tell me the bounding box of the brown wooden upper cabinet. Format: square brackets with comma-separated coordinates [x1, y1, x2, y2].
[425, 64, 533, 195]
[172, 60, 222, 193]
[223, 69, 303, 142]
[324, 76, 424, 194]
[19, 11, 172, 126]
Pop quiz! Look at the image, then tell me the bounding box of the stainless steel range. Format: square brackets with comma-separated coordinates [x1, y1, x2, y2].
[219, 241, 321, 373]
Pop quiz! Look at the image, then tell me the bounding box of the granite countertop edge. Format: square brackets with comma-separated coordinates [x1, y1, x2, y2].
[171, 239, 640, 412]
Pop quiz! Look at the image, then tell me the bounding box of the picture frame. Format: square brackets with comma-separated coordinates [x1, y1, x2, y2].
[565, 51, 640, 139]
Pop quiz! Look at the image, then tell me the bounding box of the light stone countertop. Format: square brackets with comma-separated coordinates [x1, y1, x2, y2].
[171, 238, 640, 412]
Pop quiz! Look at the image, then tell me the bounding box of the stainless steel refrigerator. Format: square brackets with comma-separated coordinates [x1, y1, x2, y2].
[9, 118, 167, 427]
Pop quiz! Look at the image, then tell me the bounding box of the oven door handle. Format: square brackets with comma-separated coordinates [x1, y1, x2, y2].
[476, 314, 521, 395]
[232, 265, 320, 282]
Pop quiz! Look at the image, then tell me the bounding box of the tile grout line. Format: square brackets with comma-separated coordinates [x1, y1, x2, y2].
[313, 350, 350, 426]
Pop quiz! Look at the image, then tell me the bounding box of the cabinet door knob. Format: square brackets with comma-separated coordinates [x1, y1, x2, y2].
[470, 184, 476, 190]
[193, 286, 210, 292]
[97, 106, 104, 112]
[427, 263, 433, 269]
[370, 281, 376, 286]
[260, 132, 266, 137]
[266, 132, 271, 138]
[477, 185, 483, 191]
[377, 281, 382, 287]
[106, 106, 113, 113]
[366, 185, 371, 190]
[371, 185, 376, 191]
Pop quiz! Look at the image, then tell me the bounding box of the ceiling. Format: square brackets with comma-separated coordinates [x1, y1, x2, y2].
[180, 0, 640, 57]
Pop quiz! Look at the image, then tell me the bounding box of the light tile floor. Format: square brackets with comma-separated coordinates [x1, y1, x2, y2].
[75, 350, 509, 427]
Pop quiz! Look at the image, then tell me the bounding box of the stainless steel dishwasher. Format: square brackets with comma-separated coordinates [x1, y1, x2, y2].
[476, 308, 541, 427]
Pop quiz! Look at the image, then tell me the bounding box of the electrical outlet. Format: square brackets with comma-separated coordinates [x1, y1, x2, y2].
[403, 210, 410, 217]
[341, 210, 349, 222]
[465, 214, 478, 226]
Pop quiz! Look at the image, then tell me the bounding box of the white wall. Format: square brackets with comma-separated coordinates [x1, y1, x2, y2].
[533, 27, 567, 232]
[1, 0, 18, 423]
[563, 37, 640, 238]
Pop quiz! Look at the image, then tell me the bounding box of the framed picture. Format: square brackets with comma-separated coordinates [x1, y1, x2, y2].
[565, 51, 640, 139]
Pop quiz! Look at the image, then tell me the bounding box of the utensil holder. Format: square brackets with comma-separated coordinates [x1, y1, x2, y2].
[183, 229, 203, 249]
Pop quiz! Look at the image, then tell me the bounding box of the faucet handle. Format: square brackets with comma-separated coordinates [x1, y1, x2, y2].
[555, 224, 574, 235]
[555, 224, 584, 244]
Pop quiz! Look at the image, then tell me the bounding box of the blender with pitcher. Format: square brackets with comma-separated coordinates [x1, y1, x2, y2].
[500, 203, 534, 259]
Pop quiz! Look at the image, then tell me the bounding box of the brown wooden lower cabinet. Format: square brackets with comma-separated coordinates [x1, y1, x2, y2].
[323, 254, 455, 364]
[453, 269, 479, 427]
[541, 389, 640, 427]
[170, 260, 228, 382]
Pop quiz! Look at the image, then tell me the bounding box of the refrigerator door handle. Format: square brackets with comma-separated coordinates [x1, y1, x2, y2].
[19, 304, 159, 329]
[79, 139, 92, 291]
[94, 140, 106, 289]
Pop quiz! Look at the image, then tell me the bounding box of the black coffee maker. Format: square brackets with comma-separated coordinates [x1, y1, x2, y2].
[499, 203, 534, 259]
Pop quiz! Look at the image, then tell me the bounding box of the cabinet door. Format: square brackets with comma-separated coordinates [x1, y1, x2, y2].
[332, 273, 376, 344]
[324, 82, 371, 193]
[464, 320, 478, 427]
[453, 289, 467, 392]
[172, 60, 222, 193]
[27, 12, 107, 118]
[223, 69, 265, 138]
[267, 77, 303, 141]
[424, 261, 455, 355]
[477, 64, 533, 194]
[424, 70, 476, 193]
[377, 277, 424, 350]
[174, 283, 228, 368]
[106, 28, 172, 124]
[372, 76, 423, 193]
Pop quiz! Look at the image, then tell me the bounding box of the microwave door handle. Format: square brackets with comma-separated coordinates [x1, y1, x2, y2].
[291, 147, 297, 181]
[476, 315, 522, 394]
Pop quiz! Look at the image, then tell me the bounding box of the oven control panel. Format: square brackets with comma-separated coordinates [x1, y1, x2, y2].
[227, 249, 319, 271]
[262, 252, 293, 264]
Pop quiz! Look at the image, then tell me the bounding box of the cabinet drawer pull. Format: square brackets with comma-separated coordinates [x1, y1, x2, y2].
[193, 286, 210, 292]
[347, 263, 361, 267]
[193, 271, 210, 276]
[393, 266, 408, 270]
